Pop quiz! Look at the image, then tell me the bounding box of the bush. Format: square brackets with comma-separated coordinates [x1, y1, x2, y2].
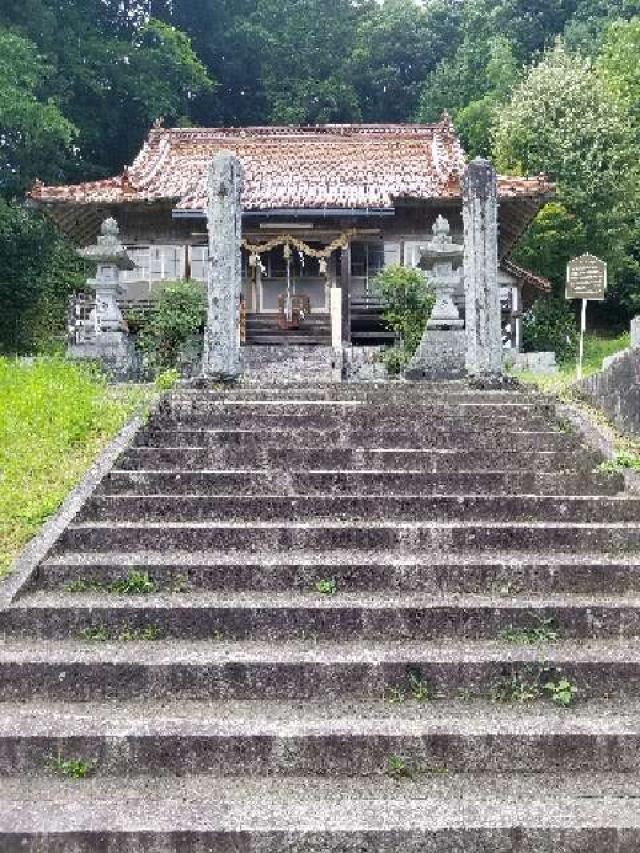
[373, 264, 434, 376]
[523, 296, 578, 363]
[135, 281, 207, 373]
[372, 265, 434, 372]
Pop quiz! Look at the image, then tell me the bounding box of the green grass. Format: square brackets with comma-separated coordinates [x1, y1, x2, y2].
[516, 331, 631, 395]
[0, 358, 153, 578]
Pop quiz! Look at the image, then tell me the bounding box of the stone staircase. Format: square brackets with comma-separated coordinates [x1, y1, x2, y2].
[2, 381, 640, 850]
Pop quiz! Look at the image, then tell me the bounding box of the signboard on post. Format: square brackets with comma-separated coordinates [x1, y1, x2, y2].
[566, 254, 607, 380]
[566, 254, 607, 301]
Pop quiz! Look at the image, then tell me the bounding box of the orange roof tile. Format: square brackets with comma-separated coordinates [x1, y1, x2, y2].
[29, 120, 554, 212]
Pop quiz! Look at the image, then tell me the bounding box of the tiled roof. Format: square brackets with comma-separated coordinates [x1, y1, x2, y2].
[29, 118, 554, 212]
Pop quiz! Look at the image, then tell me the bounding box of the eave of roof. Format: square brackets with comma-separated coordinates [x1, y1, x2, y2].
[502, 258, 552, 293]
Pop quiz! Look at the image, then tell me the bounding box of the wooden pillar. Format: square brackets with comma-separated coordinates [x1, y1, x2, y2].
[339, 244, 351, 344]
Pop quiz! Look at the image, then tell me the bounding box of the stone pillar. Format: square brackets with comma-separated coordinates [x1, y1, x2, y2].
[631, 316, 640, 349]
[203, 152, 244, 381]
[463, 158, 502, 379]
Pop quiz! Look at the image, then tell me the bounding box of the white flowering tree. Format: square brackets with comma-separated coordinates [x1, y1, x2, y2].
[494, 42, 635, 224]
[494, 41, 638, 315]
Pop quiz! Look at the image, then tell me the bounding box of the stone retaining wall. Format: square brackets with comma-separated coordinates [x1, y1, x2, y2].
[575, 344, 640, 437]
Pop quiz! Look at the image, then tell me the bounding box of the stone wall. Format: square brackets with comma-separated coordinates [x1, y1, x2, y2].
[506, 351, 558, 375]
[405, 330, 467, 380]
[68, 333, 141, 382]
[575, 345, 640, 437]
[343, 346, 388, 382]
[241, 345, 337, 384]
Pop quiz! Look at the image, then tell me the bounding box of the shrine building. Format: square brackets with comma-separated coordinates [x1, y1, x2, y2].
[30, 115, 553, 351]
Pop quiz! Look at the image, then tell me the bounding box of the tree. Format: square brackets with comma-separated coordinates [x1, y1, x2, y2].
[512, 203, 587, 291]
[351, 0, 461, 122]
[597, 17, 640, 124]
[494, 42, 638, 319]
[564, 0, 640, 54]
[0, 201, 87, 353]
[454, 38, 520, 156]
[1, 5, 214, 179]
[0, 28, 76, 196]
[152, 0, 268, 127]
[244, 0, 370, 124]
[493, 44, 635, 245]
[56, 17, 214, 177]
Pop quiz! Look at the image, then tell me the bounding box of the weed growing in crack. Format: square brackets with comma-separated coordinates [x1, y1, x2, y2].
[170, 574, 191, 593]
[543, 675, 578, 707]
[81, 625, 110, 642]
[119, 624, 163, 641]
[598, 452, 640, 474]
[111, 571, 157, 595]
[407, 670, 433, 701]
[491, 671, 540, 704]
[314, 578, 337, 595]
[492, 665, 578, 707]
[386, 755, 412, 779]
[500, 617, 559, 645]
[66, 570, 158, 595]
[81, 624, 163, 641]
[386, 686, 406, 704]
[386, 668, 433, 703]
[64, 579, 105, 593]
[50, 756, 97, 779]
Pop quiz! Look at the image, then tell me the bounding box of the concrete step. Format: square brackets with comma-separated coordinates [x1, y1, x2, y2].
[158, 399, 557, 418]
[116, 446, 602, 473]
[1, 638, 639, 701]
[3, 773, 640, 850]
[172, 386, 550, 404]
[54, 520, 640, 554]
[153, 411, 558, 432]
[79, 494, 640, 524]
[101, 469, 624, 497]
[245, 335, 332, 346]
[36, 550, 640, 595]
[164, 397, 554, 413]
[138, 427, 578, 452]
[1, 698, 640, 775]
[7, 591, 640, 640]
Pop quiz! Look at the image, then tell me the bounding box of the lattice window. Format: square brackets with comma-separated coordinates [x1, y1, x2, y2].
[123, 246, 185, 282]
[190, 246, 209, 282]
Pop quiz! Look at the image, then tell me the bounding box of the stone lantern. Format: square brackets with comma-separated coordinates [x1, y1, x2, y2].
[69, 218, 137, 378]
[79, 218, 135, 333]
[420, 215, 463, 329]
[405, 215, 466, 380]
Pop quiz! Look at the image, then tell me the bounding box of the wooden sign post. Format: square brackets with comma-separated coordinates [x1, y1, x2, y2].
[566, 254, 607, 380]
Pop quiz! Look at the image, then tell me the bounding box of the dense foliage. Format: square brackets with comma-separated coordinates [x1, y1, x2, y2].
[0, 0, 638, 353]
[372, 265, 434, 374]
[0, 200, 88, 354]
